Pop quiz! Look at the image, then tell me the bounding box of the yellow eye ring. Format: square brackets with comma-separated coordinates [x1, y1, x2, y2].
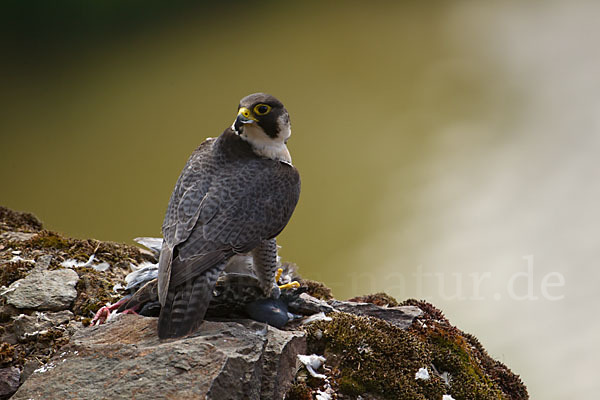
[254, 104, 272, 116]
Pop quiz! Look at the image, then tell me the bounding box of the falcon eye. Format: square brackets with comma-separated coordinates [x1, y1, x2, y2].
[254, 104, 271, 115]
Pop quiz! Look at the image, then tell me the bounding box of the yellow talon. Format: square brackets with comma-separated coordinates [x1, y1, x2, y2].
[278, 281, 300, 290]
[275, 268, 283, 283]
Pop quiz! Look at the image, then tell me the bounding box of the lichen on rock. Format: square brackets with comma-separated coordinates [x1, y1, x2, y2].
[287, 295, 528, 399]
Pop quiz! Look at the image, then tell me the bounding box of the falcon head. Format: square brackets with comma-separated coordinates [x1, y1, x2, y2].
[232, 93, 292, 163]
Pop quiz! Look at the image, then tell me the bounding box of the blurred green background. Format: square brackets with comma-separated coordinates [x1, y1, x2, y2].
[2, 1, 599, 398]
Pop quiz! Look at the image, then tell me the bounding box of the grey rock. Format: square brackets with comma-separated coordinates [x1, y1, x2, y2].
[35, 254, 53, 270]
[13, 314, 306, 400]
[0, 366, 20, 400]
[260, 326, 305, 399]
[0, 304, 19, 321]
[20, 360, 42, 384]
[3, 269, 79, 311]
[287, 292, 335, 315]
[12, 310, 74, 341]
[0, 231, 36, 242]
[329, 300, 422, 329]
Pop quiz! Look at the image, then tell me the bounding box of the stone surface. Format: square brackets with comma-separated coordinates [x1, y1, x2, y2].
[0, 231, 36, 242]
[3, 269, 79, 311]
[261, 325, 306, 399]
[287, 292, 335, 315]
[12, 310, 74, 341]
[329, 300, 423, 329]
[13, 314, 306, 400]
[0, 366, 20, 400]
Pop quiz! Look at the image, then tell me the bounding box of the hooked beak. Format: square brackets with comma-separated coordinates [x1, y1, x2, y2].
[233, 107, 258, 133]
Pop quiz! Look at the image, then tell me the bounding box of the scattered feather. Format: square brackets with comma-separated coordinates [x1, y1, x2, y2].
[34, 362, 56, 374]
[297, 354, 327, 379]
[415, 367, 430, 380]
[316, 390, 331, 400]
[61, 255, 110, 271]
[302, 312, 332, 325]
[113, 283, 124, 292]
[134, 237, 163, 256]
[9, 255, 34, 263]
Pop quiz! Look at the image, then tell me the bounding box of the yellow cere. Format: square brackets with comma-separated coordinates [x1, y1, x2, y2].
[237, 107, 258, 121]
[253, 104, 272, 116]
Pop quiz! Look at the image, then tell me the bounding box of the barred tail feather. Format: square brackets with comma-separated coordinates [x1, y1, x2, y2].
[157, 263, 224, 339]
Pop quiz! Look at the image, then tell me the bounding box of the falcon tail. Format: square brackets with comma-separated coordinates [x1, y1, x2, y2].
[157, 264, 223, 339]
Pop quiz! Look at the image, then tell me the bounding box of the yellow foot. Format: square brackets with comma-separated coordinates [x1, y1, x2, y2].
[275, 268, 283, 283]
[278, 281, 300, 290]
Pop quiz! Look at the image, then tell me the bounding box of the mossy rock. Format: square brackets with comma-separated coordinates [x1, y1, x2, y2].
[305, 312, 446, 399]
[297, 298, 528, 400]
[348, 292, 399, 307]
[299, 279, 333, 301]
[0, 206, 43, 232]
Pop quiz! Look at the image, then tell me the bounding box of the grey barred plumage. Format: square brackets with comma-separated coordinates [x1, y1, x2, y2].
[157, 93, 301, 339]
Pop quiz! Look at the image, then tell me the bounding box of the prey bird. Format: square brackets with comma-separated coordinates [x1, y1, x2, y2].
[157, 93, 301, 339]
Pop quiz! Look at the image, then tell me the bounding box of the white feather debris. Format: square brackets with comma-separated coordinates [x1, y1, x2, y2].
[301, 312, 332, 325]
[128, 261, 157, 272]
[316, 390, 332, 400]
[34, 362, 56, 374]
[23, 329, 49, 339]
[11, 250, 21, 255]
[113, 283, 124, 292]
[9, 255, 35, 264]
[133, 237, 163, 255]
[105, 309, 119, 324]
[297, 354, 327, 379]
[61, 255, 110, 271]
[431, 363, 452, 386]
[93, 262, 110, 271]
[415, 367, 430, 380]
[0, 282, 19, 296]
[442, 395, 456, 400]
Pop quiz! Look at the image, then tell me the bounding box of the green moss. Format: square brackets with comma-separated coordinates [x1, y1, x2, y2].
[300, 279, 333, 301]
[402, 299, 528, 400]
[0, 342, 16, 366]
[0, 260, 34, 287]
[21, 230, 72, 250]
[301, 302, 528, 400]
[428, 331, 502, 399]
[339, 374, 367, 396]
[306, 312, 446, 399]
[284, 383, 313, 400]
[72, 267, 121, 317]
[0, 206, 43, 232]
[12, 229, 154, 267]
[348, 292, 399, 307]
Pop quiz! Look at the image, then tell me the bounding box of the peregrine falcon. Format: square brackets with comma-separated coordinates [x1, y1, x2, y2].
[157, 93, 301, 339]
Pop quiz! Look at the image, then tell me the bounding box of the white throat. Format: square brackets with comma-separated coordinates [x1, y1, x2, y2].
[235, 121, 292, 164]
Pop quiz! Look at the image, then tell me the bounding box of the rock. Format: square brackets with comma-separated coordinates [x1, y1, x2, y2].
[0, 231, 36, 242]
[0, 304, 19, 321]
[0, 366, 20, 400]
[3, 269, 79, 311]
[20, 360, 42, 384]
[12, 311, 74, 341]
[328, 300, 423, 329]
[0, 206, 43, 232]
[260, 325, 306, 399]
[287, 293, 335, 315]
[13, 314, 306, 400]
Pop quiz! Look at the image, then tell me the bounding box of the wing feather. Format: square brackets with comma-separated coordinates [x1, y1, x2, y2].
[158, 133, 300, 338]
